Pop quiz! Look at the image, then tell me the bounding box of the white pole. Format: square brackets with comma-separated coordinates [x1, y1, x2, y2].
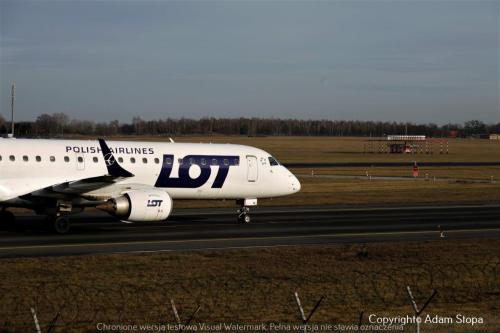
[10, 82, 15, 137]
[294, 291, 307, 333]
[30, 307, 41, 333]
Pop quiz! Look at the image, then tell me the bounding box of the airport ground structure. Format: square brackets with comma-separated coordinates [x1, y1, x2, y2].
[1, 135, 499, 332]
[363, 135, 450, 155]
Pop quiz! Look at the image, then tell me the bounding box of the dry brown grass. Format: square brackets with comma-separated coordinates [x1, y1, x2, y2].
[174, 136, 500, 163]
[173, 176, 500, 209]
[293, 166, 500, 180]
[4, 136, 496, 333]
[96, 136, 500, 162]
[280, 177, 500, 206]
[57, 135, 500, 209]
[1, 240, 499, 332]
[66, 135, 500, 163]
[11, 136, 500, 211]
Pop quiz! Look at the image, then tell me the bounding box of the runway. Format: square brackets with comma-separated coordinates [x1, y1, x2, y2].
[1, 204, 500, 258]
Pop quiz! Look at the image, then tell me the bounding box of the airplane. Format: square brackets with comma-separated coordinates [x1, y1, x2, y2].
[0, 137, 301, 233]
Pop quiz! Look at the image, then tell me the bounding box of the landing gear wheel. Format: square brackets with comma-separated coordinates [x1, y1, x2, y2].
[237, 207, 251, 224]
[0, 210, 16, 229]
[51, 216, 71, 234]
[0, 210, 15, 224]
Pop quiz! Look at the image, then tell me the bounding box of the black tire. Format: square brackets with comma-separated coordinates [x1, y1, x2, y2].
[52, 216, 71, 234]
[0, 210, 15, 222]
[238, 214, 251, 224]
[0, 210, 16, 229]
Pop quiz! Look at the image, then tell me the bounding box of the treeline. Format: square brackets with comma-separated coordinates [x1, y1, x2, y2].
[0, 113, 499, 138]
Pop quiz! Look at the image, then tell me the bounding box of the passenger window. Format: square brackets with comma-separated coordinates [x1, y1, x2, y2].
[142, 157, 148, 164]
[93, 157, 98, 163]
[64, 156, 70, 163]
[154, 158, 160, 164]
[268, 157, 279, 166]
[166, 158, 173, 165]
[189, 158, 195, 165]
[201, 158, 206, 166]
[211, 158, 218, 166]
[118, 157, 124, 163]
[223, 159, 229, 166]
[50, 156, 56, 162]
[36, 156, 41, 162]
[77, 157, 84, 163]
[23, 156, 29, 162]
[9, 155, 15, 161]
[130, 157, 136, 164]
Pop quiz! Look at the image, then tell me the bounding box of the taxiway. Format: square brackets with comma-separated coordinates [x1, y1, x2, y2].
[0, 204, 499, 258]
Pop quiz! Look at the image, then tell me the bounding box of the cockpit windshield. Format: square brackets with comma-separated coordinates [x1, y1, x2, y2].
[268, 156, 280, 166]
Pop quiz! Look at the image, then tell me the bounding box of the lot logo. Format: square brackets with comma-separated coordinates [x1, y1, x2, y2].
[147, 199, 163, 207]
[155, 154, 239, 188]
[104, 153, 116, 167]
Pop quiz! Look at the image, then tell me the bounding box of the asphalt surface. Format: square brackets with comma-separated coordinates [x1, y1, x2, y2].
[0, 204, 499, 258]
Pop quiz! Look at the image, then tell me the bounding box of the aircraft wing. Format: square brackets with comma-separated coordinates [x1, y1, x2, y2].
[50, 175, 126, 194]
[49, 139, 134, 195]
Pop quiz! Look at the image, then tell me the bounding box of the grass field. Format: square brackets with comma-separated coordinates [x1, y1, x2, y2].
[61, 135, 500, 209]
[7, 136, 500, 211]
[1, 240, 499, 332]
[91, 135, 500, 163]
[296, 166, 500, 180]
[2, 136, 498, 333]
[173, 176, 500, 209]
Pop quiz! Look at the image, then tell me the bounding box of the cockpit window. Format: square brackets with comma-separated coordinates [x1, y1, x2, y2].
[268, 156, 279, 166]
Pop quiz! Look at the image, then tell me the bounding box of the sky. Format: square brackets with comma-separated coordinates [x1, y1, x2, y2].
[0, 0, 498, 124]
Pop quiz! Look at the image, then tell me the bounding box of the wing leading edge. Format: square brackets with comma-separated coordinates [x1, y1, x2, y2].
[51, 138, 134, 194]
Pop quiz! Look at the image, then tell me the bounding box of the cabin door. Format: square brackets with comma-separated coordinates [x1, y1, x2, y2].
[246, 155, 258, 182]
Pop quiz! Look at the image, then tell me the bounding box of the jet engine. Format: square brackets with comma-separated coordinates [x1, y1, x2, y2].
[98, 189, 173, 222]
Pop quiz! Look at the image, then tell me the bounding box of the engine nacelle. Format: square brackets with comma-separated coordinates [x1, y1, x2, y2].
[98, 189, 173, 222]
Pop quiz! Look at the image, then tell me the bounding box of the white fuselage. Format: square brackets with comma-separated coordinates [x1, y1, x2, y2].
[0, 138, 300, 204]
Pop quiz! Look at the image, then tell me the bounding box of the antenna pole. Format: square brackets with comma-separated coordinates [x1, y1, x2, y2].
[10, 82, 15, 137]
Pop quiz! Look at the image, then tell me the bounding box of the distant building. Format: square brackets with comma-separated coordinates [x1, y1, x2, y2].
[490, 134, 500, 140]
[386, 135, 426, 141]
[365, 135, 448, 154]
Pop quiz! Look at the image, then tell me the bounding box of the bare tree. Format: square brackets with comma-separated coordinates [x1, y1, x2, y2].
[0, 114, 5, 134]
[11, 113, 500, 138]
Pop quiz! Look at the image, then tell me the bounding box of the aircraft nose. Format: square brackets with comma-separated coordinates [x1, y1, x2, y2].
[289, 173, 301, 193]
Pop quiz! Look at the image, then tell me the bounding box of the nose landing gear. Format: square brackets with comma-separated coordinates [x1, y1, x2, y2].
[237, 206, 251, 224]
[236, 199, 257, 224]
